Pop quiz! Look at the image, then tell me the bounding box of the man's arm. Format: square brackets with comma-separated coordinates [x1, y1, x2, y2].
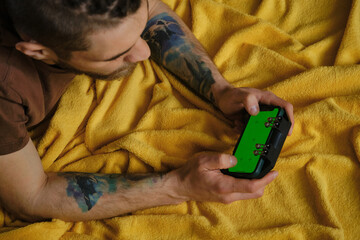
[0, 139, 277, 222]
[0, 140, 180, 222]
[144, 0, 230, 106]
[144, 0, 294, 134]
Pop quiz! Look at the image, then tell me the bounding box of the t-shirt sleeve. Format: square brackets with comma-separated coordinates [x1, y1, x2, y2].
[0, 96, 29, 155]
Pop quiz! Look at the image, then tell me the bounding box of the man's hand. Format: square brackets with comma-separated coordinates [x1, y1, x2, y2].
[170, 152, 278, 204]
[215, 86, 295, 136]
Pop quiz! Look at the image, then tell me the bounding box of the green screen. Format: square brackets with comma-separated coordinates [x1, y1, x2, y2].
[229, 108, 279, 173]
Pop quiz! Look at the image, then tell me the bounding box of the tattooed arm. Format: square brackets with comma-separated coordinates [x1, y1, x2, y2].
[0, 140, 277, 222]
[0, 140, 180, 222]
[144, 0, 231, 105]
[145, 0, 294, 134]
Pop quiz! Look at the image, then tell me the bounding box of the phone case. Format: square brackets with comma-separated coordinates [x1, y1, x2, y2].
[221, 105, 291, 179]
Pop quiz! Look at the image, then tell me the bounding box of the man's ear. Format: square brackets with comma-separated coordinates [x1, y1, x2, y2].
[15, 41, 58, 64]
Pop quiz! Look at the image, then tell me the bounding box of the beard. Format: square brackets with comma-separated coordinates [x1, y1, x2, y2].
[55, 60, 138, 81]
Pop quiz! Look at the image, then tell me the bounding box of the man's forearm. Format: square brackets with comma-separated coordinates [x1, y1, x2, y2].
[31, 171, 184, 222]
[2, 140, 275, 222]
[143, 1, 232, 107]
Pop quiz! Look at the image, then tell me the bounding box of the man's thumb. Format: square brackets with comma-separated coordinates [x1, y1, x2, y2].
[228, 155, 238, 168]
[201, 154, 238, 170]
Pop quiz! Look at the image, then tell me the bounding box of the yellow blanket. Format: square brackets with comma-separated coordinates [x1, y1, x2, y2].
[1, 0, 360, 239]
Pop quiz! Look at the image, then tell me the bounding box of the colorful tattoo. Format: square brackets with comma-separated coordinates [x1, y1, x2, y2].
[59, 172, 164, 212]
[59, 173, 118, 212]
[142, 12, 216, 103]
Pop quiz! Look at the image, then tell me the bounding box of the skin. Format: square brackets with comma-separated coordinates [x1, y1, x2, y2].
[0, 0, 294, 222]
[15, 0, 151, 81]
[59, 2, 151, 80]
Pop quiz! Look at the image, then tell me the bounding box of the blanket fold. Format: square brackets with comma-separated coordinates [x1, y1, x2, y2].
[1, 0, 359, 239]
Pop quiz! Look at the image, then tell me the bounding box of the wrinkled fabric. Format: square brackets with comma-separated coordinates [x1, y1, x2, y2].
[1, 0, 359, 239]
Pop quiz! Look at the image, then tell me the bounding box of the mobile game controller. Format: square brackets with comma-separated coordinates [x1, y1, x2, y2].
[221, 105, 291, 179]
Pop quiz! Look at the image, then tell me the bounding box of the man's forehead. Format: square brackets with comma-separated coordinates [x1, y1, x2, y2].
[74, 0, 149, 62]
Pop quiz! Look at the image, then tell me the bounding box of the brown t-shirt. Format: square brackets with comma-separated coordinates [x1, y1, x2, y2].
[0, 3, 75, 155]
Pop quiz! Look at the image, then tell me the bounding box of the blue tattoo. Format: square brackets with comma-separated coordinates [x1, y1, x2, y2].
[59, 172, 164, 212]
[59, 173, 118, 212]
[142, 13, 215, 102]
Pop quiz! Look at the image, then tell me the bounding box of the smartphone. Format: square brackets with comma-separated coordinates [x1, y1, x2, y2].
[221, 105, 291, 179]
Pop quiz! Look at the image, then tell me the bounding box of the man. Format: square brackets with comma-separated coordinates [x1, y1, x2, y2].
[0, 0, 294, 222]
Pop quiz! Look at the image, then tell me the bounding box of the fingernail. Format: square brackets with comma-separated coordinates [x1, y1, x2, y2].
[273, 171, 279, 179]
[250, 106, 258, 115]
[230, 156, 237, 166]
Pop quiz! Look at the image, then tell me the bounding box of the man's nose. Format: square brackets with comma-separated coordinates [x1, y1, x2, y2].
[124, 38, 151, 63]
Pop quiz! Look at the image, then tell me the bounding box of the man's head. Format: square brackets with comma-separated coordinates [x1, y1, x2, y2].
[5, 0, 151, 80]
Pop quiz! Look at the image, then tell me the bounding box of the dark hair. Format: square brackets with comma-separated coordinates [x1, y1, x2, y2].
[5, 0, 142, 59]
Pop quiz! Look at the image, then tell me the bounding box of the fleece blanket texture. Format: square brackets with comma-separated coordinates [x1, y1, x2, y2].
[1, 0, 360, 239]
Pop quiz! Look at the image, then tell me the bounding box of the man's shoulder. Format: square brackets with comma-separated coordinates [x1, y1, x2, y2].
[0, 46, 21, 102]
[0, 0, 41, 97]
[0, 45, 41, 101]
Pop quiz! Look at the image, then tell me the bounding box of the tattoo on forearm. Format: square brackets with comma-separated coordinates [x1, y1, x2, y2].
[142, 12, 216, 103]
[59, 172, 164, 212]
[59, 173, 118, 212]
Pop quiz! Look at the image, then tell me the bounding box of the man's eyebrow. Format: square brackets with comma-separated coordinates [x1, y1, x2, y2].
[102, 45, 134, 62]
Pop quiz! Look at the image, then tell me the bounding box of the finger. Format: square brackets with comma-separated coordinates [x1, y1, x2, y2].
[201, 154, 237, 170]
[234, 88, 261, 116]
[259, 93, 295, 136]
[226, 171, 278, 193]
[242, 93, 260, 116]
[277, 101, 294, 136]
[220, 187, 266, 203]
[284, 103, 295, 136]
